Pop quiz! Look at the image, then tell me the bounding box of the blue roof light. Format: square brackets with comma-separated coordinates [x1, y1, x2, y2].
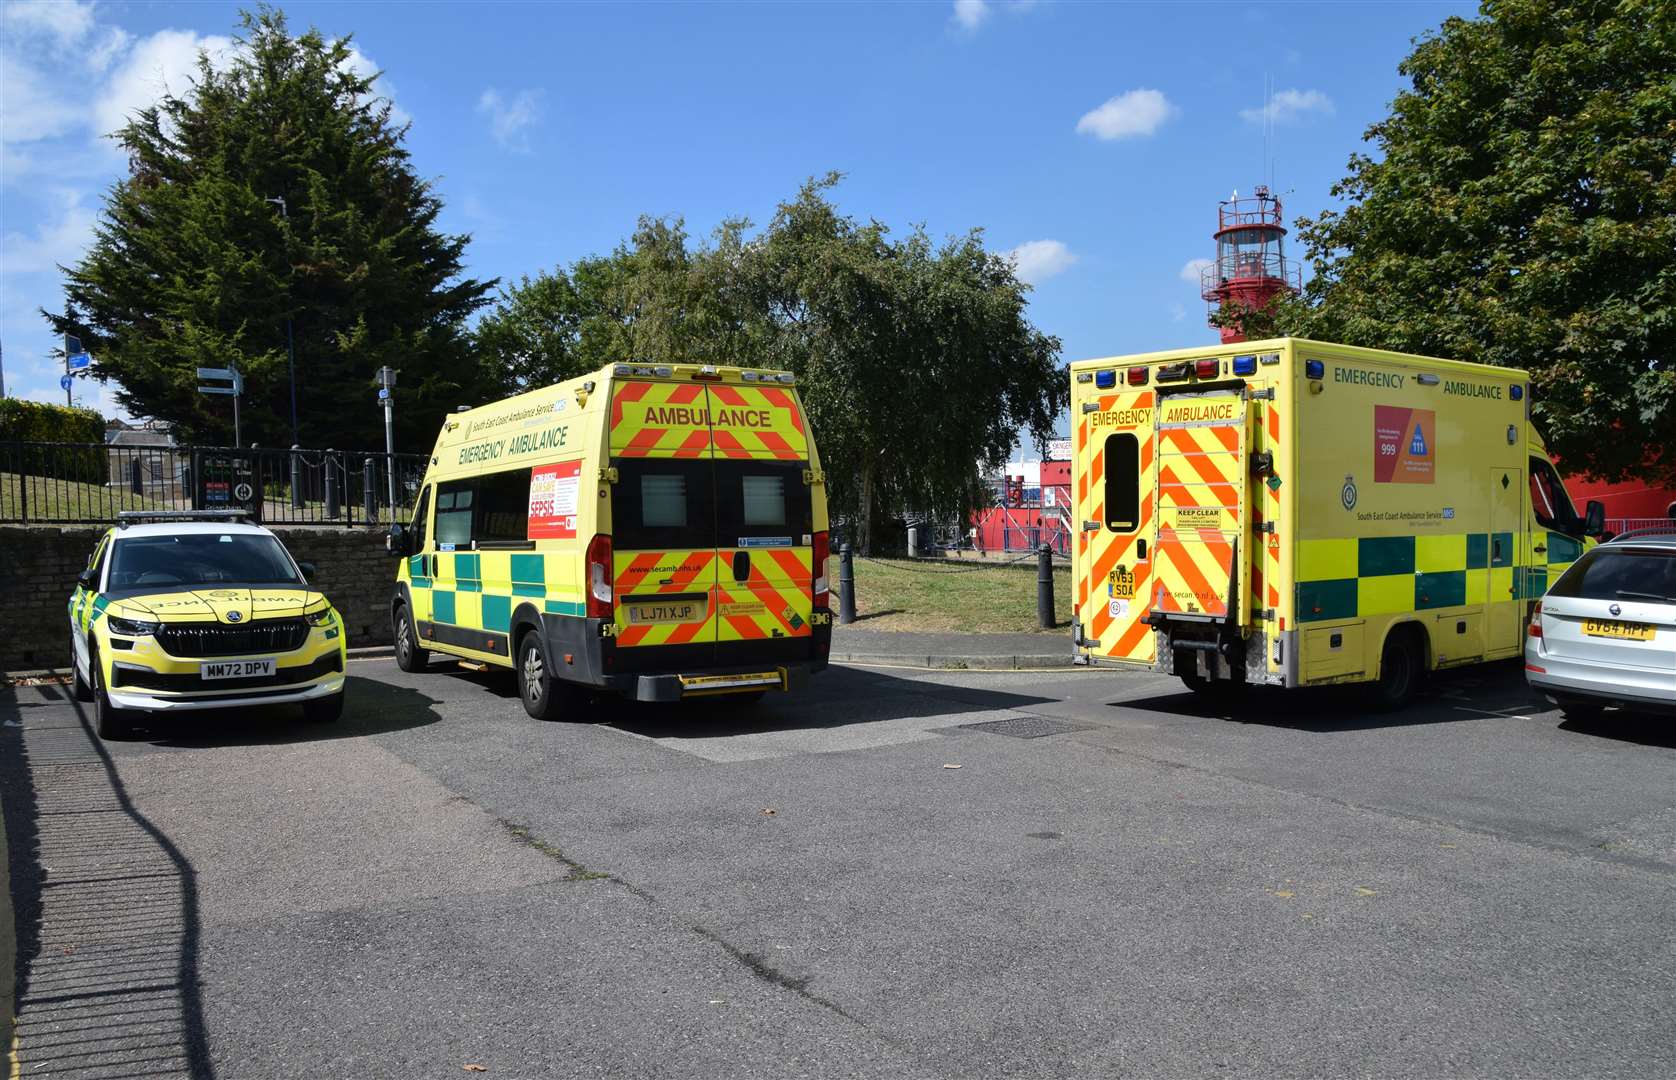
[1232, 354, 1258, 376]
[1510, 384, 1524, 401]
[1094, 369, 1116, 389]
[1305, 359, 1325, 380]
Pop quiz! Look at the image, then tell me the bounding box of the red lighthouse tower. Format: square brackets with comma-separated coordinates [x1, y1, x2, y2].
[1200, 184, 1301, 343]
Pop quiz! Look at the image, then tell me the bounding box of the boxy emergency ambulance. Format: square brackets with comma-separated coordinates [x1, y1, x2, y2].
[1069, 338, 1605, 708]
[387, 362, 832, 719]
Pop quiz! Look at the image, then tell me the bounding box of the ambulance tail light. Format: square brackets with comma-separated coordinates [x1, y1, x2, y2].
[586, 534, 614, 619]
[1126, 366, 1149, 386]
[1194, 358, 1220, 379]
[812, 531, 830, 609]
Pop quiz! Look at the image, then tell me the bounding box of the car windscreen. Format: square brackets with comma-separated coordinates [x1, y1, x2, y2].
[1546, 547, 1676, 603]
[108, 534, 303, 590]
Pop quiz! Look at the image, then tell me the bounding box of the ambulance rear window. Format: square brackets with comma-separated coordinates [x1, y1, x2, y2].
[611, 460, 715, 551]
[1104, 433, 1141, 532]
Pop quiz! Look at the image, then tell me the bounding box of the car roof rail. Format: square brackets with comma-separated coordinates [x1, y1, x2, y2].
[1605, 525, 1676, 544]
[116, 510, 252, 528]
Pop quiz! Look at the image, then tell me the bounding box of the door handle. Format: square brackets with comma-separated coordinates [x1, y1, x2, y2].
[1533, 544, 1547, 554]
[732, 550, 750, 582]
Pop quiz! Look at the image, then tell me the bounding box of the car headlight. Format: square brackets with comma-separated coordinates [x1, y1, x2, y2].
[106, 616, 160, 636]
[305, 608, 336, 626]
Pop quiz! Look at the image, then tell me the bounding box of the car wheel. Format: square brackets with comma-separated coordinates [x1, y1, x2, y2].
[90, 649, 134, 740]
[516, 630, 582, 722]
[1178, 655, 1246, 701]
[303, 693, 345, 724]
[394, 603, 429, 673]
[1371, 628, 1422, 712]
[71, 637, 94, 703]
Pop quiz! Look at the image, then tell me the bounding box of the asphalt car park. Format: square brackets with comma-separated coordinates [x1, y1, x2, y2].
[4, 659, 1673, 1078]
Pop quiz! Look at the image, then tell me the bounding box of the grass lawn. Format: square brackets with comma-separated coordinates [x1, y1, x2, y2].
[0, 472, 164, 523]
[846, 556, 1074, 634]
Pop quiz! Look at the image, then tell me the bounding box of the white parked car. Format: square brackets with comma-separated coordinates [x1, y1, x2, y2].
[1525, 528, 1676, 718]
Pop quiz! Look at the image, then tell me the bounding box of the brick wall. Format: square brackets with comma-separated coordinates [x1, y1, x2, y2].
[0, 525, 395, 672]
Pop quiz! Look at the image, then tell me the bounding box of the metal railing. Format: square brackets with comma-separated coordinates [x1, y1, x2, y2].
[0, 440, 428, 527]
[1200, 252, 1303, 299]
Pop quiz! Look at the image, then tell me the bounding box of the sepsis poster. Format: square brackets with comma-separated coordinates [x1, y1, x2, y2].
[528, 460, 581, 539]
[1374, 406, 1435, 484]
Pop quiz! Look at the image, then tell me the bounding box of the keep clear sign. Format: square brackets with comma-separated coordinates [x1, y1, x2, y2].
[528, 460, 581, 539]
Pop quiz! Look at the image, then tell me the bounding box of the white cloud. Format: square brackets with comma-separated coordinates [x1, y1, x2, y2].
[93, 29, 235, 140]
[1179, 257, 1213, 284]
[1239, 88, 1334, 125]
[952, 0, 989, 31]
[1006, 240, 1077, 285]
[1, 0, 97, 49]
[1075, 89, 1176, 140]
[477, 87, 544, 152]
[0, 188, 98, 275]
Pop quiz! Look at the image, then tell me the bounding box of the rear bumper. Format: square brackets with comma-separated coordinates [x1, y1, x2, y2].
[605, 663, 814, 703]
[1525, 648, 1676, 713]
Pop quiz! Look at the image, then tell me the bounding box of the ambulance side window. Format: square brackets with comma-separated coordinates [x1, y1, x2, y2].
[476, 468, 531, 544]
[1528, 457, 1578, 532]
[411, 486, 432, 553]
[435, 481, 475, 546]
[1104, 433, 1141, 532]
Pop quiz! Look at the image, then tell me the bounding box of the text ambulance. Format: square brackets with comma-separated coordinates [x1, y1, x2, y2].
[388, 362, 832, 719]
[1069, 338, 1604, 708]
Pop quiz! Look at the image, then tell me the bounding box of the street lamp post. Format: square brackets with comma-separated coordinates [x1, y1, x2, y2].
[264, 196, 299, 446]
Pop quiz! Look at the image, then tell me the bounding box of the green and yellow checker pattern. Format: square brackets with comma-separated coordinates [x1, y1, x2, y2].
[1296, 531, 1586, 623]
[413, 551, 585, 640]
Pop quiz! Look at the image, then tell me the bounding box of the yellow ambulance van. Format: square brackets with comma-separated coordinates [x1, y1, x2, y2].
[387, 362, 833, 719]
[1069, 338, 1604, 708]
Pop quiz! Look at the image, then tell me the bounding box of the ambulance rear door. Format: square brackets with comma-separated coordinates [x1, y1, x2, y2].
[1074, 378, 1158, 665]
[1151, 387, 1252, 625]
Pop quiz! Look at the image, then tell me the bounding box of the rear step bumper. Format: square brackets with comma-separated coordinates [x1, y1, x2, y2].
[605, 663, 814, 703]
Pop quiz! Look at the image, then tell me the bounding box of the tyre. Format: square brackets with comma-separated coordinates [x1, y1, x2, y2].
[71, 638, 94, 703]
[516, 630, 582, 722]
[394, 603, 429, 673]
[90, 649, 135, 740]
[1178, 654, 1245, 700]
[1370, 628, 1423, 712]
[303, 692, 345, 724]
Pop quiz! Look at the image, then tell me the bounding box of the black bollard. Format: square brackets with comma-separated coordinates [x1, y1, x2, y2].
[290, 446, 304, 509]
[838, 543, 857, 625]
[363, 457, 377, 523]
[324, 450, 340, 519]
[1037, 544, 1055, 630]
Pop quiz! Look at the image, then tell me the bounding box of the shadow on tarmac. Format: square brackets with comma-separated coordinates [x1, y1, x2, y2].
[603, 666, 1057, 740]
[133, 675, 445, 748]
[1, 686, 216, 1078]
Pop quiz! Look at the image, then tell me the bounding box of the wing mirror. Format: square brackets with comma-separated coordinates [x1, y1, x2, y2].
[297, 561, 318, 580]
[1582, 500, 1605, 538]
[387, 522, 409, 557]
[76, 568, 96, 589]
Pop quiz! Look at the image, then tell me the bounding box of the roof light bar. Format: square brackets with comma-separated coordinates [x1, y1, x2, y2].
[1194, 358, 1220, 379]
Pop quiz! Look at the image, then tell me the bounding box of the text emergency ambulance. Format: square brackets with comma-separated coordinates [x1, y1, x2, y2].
[388, 361, 832, 719]
[1069, 338, 1605, 708]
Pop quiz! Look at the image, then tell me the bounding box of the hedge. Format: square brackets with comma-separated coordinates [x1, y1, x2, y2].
[0, 399, 104, 443]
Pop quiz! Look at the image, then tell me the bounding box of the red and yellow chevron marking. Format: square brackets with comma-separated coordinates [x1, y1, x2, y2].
[611, 381, 714, 459]
[1074, 388, 1156, 664]
[717, 548, 813, 641]
[1151, 394, 1245, 619]
[612, 549, 717, 647]
[707, 384, 808, 461]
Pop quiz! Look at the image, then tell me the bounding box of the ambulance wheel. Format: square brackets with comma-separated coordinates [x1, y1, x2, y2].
[1178, 655, 1245, 701]
[71, 638, 94, 703]
[90, 649, 134, 740]
[517, 630, 581, 722]
[303, 693, 344, 724]
[1371, 629, 1423, 712]
[394, 603, 429, 673]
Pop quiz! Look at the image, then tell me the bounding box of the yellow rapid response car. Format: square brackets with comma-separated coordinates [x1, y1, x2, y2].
[68, 512, 348, 739]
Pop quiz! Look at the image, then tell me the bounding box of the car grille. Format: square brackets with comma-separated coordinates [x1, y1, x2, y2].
[154, 619, 310, 657]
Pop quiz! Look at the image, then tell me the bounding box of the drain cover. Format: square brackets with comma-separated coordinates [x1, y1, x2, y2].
[960, 716, 1091, 739]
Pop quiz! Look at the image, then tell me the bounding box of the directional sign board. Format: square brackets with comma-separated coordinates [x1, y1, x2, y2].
[196, 367, 234, 379]
[68, 353, 92, 371]
[198, 386, 237, 395]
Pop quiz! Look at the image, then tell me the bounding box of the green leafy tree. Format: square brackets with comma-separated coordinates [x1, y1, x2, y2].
[474, 176, 1065, 552]
[46, 5, 494, 450]
[1283, 0, 1675, 485]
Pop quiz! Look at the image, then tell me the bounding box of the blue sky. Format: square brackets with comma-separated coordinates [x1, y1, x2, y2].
[1, 0, 1476, 435]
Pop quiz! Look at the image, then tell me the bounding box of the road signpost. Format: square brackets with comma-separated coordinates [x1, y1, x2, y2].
[377, 366, 398, 511]
[63, 333, 93, 405]
[197, 365, 244, 446]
